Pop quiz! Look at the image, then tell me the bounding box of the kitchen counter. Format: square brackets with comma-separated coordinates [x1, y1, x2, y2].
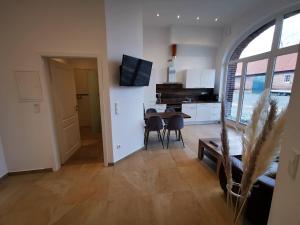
[156, 100, 220, 104]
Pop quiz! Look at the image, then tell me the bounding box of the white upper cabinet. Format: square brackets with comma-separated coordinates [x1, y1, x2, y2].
[184, 69, 201, 88]
[184, 69, 215, 88]
[200, 69, 215, 88]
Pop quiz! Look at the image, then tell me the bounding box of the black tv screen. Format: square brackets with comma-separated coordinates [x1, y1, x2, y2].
[120, 55, 152, 86]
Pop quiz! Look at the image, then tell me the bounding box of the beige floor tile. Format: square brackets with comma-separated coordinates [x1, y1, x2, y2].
[0, 124, 238, 225]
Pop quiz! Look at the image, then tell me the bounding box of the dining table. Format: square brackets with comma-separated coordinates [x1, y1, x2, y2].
[144, 111, 191, 120]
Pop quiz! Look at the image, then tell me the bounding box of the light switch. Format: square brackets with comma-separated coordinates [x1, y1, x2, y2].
[33, 103, 40, 113]
[115, 102, 120, 115]
[288, 148, 300, 180]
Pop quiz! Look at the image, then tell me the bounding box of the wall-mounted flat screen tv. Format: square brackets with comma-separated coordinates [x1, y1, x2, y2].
[120, 54, 152, 86]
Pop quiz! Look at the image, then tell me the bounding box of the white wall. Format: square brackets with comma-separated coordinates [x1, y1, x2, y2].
[267, 45, 300, 225]
[143, 25, 223, 103]
[143, 27, 170, 104]
[0, 136, 8, 178]
[105, 0, 145, 162]
[0, 0, 111, 171]
[170, 25, 222, 47]
[171, 26, 222, 86]
[175, 44, 218, 84]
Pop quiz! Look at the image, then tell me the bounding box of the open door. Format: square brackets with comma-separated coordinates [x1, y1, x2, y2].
[49, 59, 81, 163]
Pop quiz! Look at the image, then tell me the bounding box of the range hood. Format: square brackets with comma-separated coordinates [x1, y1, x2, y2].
[167, 44, 177, 83]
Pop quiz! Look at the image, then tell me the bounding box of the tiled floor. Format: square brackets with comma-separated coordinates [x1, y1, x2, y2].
[66, 127, 103, 165]
[0, 124, 241, 225]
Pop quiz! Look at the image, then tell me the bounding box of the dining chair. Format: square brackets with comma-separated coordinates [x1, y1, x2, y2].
[163, 114, 185, 149]
[146, 108, 157, 113]
[165, 107, 175, 113]
[164, 107, 177, 138]
[144, 116, 164, 150]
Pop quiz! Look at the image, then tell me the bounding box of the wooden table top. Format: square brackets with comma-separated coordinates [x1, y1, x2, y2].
[199, 138, 242, 157]
[145, 112, 191, 120]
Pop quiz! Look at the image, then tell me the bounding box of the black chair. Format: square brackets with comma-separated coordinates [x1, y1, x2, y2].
[165, 107, 175, 113]
[146, 108, 157, 113]
[163, 114, 185, 148]
[144, 108, 157, 126]
[164, 107, 177, 138]
[144, 116, 164, 150]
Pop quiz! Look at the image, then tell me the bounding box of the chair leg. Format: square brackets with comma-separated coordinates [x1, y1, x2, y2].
[145, 130, 150, 150]
[157, 132, 160, 141]
[175, 130, 178, 139]
[179, 130, 185, 148]
[158, 131, 164, 149]
[167, 130, 170, 149]
[162, 128, 166, 141]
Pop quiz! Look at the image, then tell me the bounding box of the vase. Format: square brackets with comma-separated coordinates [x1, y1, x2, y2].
[226, 182, 250, 225]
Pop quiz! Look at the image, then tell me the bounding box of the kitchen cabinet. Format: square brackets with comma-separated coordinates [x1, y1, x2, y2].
[184, 69, 215, 88]
[182, 104, 197, 122]
[196, 104, 212, 121]
[182, 102, 221, 124]
[155, 104, 166, 112]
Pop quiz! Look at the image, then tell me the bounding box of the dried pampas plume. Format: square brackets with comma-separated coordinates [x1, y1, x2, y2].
[242, 90, 269, 172]
[221, 99, 233, 190]
[252, 108, 287, 180]
[241, 98, 278, 196]
[220, 90, 287, 225]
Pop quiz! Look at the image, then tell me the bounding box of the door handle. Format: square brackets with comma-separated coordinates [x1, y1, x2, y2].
[75, 105, 79, 112]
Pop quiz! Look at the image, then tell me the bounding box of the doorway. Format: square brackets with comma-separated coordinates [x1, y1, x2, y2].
[48, 57, 103, 165]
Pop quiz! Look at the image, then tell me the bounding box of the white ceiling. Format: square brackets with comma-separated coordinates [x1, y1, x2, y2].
[143, 0, 264, 27]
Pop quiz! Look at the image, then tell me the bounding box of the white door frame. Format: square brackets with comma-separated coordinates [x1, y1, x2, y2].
[41, 52, 112, 169]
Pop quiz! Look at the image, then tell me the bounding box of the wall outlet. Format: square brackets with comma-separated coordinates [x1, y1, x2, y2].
[33, 103, 40, 113]
[116, 144, 121, 150]
[288, 148, 300, 180]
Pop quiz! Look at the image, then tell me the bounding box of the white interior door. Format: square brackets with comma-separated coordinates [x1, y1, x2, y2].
[74, 69, 91, 127]
[49, 60, 81, 164]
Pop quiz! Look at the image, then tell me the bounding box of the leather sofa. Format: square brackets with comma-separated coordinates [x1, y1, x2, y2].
[219, 156, 277, 225]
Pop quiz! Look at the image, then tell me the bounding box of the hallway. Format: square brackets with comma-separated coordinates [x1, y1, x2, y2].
[66, 127, 103, 165]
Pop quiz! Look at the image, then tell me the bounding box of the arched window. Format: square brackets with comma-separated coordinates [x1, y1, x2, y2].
[225, 10, 300, 124]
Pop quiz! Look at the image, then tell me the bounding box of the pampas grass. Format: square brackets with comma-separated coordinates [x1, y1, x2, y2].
[235, 94, 287, 224]
[221, 100, 233, 191]
[221, 90, 287, 225]
[251, 107, 286, 182]
[241, 90, 269, 173]
[240, 98, 278, 197]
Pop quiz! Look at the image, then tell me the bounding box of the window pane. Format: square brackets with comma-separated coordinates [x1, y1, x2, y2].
[271, 53, 298, 111]
[280, 12, 300, 48]
[240, 25, 275, 59]
[225, 62, 242, 120]
[240, 59, 268, 123]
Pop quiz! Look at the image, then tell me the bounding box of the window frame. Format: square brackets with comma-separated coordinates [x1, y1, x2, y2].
[283, 74, 291, 83]
[224, 12, 300, 127]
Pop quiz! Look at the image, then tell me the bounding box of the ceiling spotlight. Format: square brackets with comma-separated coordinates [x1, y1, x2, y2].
[177, 14, 181, 19]
[214, 18, 219, 22]
[156, 13, 160, 17]
[196, 16, 200, 20]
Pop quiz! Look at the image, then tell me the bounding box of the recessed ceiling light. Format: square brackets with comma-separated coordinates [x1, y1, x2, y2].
[177, 14, 181, 19]
[196, 16, 200, 20]
[156, 13, 160, 17]
[214, 18, 219, 22]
